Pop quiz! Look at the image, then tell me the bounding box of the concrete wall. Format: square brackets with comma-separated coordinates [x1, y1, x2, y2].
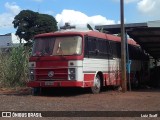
[0, 33, 12, 48]
[0, 33, 22, 48]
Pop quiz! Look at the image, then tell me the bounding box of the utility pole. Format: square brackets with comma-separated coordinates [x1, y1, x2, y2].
[120, 0, 127, 92]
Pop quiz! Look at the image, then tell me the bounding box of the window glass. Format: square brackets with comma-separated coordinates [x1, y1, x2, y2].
[32, 37, 55, 56]
[88, 37, 96, 52]
[53, 36, 82, 55]
[32, 36, 82, 56]
[85, 36, 112, 59]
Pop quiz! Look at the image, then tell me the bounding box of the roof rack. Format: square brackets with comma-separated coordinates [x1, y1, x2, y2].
[60, 23, 76, 30]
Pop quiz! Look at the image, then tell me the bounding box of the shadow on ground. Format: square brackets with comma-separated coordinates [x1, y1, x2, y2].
[0, 86, 159, 97]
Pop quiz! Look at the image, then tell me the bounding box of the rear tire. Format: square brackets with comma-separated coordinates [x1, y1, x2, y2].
[91, 75, 101, 94]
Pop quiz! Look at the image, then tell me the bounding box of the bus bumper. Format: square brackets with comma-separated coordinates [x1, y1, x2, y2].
[27, 81, 87, 88]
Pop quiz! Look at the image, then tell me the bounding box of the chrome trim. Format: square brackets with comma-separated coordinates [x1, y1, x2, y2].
[33, 67, 69, 69]
[35, 73, 68, 76]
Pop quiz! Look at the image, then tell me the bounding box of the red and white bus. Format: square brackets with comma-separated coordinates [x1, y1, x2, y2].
[27, 29, 149, 94]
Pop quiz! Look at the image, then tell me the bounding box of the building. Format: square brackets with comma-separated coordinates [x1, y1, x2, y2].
[0, 33, 21, 48]
[0, 33, 25, 52]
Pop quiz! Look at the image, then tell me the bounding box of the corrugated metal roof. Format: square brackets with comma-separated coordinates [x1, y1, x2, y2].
[128, 27, 160, 59]
[95, 21, 160, 59]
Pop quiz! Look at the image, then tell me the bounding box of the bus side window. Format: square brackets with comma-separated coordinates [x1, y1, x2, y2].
[129, 46, 140, 60]
[109, 41, 115, 59]
[84, 36, 89, 58]
[117, 42, 121, 58]
[96, 39, 108, 59]
[107, 41, 113, 59]
[110, 41, 121, 59]
[129, 44, 133, 59]
[88, 37, 97, 58]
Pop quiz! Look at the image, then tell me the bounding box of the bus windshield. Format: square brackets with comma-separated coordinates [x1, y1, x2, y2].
[32, 36, 82, 56]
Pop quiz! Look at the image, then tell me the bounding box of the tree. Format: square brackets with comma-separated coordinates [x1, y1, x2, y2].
[13, 10, 58, 43]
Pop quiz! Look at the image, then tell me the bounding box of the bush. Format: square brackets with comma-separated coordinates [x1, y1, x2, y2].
[0, 46, 29, 87]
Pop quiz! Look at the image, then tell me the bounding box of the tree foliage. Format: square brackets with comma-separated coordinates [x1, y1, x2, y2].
[13, 10, 58, 42]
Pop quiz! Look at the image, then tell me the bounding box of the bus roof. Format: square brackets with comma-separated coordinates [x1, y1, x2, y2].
[34, 30, 138, 46]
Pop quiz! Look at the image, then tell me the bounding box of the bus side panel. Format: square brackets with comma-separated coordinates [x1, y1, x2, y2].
[83, 58, 121, 87]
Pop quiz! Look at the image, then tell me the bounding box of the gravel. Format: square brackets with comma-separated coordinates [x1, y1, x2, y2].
[0, 87, 160, 120]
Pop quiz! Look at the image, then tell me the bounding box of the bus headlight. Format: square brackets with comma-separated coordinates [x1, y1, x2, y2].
[69, 74, 76, 80]
[29, 69, 35, 81]
[68, 68, 76, 80]
[69, 68, 75, 74]
[29, 75, 35, 81]
[30, 69, 34, 74]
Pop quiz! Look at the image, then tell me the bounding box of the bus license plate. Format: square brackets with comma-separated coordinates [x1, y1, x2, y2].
[45, 81, 54, 86]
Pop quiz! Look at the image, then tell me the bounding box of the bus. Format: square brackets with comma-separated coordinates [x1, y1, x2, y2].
[27, 29, 149, 95]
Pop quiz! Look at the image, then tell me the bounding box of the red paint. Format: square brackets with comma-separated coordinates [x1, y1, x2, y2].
[27, 81, 84, 87]
[34, 31, 138, 46]
[84, 74, 95, 81]
[28, 30, 141, 90]
[84, 81, 94, 87]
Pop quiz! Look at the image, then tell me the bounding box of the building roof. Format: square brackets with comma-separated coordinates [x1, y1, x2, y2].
[95, 20, 160, 59]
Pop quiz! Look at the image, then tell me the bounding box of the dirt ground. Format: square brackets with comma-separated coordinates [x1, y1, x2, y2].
[0, 87, 160, 120]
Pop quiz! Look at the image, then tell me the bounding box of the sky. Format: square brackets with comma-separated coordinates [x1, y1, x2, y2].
[0, 0, 160, 35]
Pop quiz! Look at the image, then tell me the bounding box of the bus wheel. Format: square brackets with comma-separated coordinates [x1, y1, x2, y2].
[32, 87, 40, 96]
[91, 75, 101, 94]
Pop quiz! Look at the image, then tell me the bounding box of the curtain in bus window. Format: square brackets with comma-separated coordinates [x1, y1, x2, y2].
[32, 37, 55, 56]
[44, 38, 55, 55]
[53, 36, 82, 56]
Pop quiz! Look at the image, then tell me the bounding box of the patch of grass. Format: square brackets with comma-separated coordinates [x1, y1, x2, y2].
[0, 46, 30, 87]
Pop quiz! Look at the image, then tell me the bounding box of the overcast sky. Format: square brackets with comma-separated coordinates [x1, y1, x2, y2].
[0, 0, 160, 34]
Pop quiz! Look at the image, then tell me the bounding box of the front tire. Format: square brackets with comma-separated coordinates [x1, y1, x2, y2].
[91, 75, 101, 94]
[32, 87, 40, 96]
